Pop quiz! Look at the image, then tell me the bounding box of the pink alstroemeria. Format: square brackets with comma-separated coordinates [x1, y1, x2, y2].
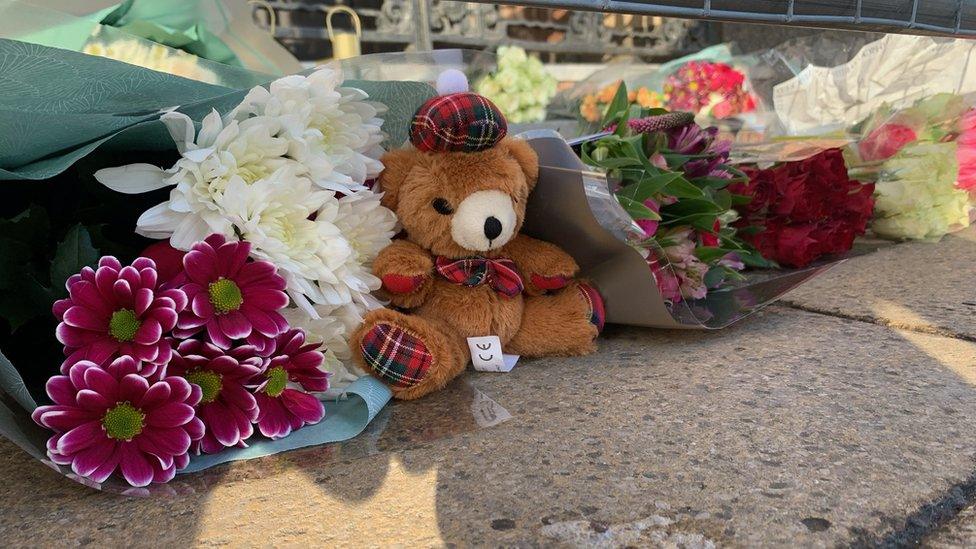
[174, 234, 289, 350]
[252, 329, 327, 440]
[53, 256, 187, 373]
[31, 356, 204, 487]
[167, 339, 263, 454]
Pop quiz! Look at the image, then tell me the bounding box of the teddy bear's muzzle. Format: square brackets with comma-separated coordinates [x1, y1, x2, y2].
[450, 190, 517, 252]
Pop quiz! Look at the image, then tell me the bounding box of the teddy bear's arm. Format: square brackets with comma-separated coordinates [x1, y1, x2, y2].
[374, 239, 435, 308]
[503, 234, 580, 296]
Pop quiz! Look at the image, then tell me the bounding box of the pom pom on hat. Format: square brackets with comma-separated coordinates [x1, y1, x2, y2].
[410, 70, 507, 153]
[436, 69, 469, 95]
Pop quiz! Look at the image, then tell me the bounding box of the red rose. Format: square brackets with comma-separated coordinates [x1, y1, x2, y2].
[734, 149, 874, 267]
[858, 123, 917, 161]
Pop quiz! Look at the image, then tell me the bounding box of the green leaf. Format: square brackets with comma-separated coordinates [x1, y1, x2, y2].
[713, 189, 733, 210]
[703, 266, 727, 288]
[694, 246, 735, 263]
[692, 176, 737, 190]
[617, 195, 662, 221]
[662, 176, 708, 199]
[345, 80, 437, 149]
[50, 225, 100, 296]
[601, 81, 630, 128]
[0, 205, 51, 245]
[0, 238, 31, 291]
[618, 172, 683, 202]
[0, 275, 53, 331]
[590, 156, 643, 169]
[730, 193, 753, 206]
[662, 199, 724, 217]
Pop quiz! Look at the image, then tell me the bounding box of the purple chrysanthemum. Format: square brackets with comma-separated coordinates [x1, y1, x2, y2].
[252, 329, 327, 440]
[31, 356, 204, 487]
[174, 234, 289, 350]
[53, 256, 187, 373]
[167, 339, 263, 454]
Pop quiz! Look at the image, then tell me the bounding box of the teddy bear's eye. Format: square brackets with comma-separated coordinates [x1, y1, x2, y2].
[432, 198, 454, 215]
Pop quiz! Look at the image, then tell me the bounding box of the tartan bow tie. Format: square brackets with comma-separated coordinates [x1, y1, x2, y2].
[434, 256, 524, 298]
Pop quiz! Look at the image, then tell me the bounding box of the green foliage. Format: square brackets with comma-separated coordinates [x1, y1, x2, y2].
[50, 225, 100, 298]
[578, 93, 773, 278]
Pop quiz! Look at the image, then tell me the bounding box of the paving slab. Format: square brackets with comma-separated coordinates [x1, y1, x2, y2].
[0, 305, 975, 547]
[782, 227, 976, 340]
[927, 502, 976, 548]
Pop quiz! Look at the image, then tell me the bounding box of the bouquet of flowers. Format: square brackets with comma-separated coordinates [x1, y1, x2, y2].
[474, 46, 558, 123]
[663, 60, 757, 120]
[578, 83, 771, 305]
[6, 65, 401, 488]
[846, 95, 976, 240]
[579, 80, 666, 124]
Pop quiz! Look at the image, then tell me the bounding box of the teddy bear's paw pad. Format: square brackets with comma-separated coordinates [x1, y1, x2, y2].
[360, 323, 434, 388]
[578, 284, 606, 333]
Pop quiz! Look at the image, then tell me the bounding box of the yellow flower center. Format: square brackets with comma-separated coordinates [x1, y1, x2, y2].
[185, 369, 223, 404]
[109, 309, 141, 342]
[208, 278, 243, 314]
[102, 402, 145, 440]
[263, 366, 288, 398]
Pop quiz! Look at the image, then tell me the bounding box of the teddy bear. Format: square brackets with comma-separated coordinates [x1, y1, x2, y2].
[351, 71, 604, 400]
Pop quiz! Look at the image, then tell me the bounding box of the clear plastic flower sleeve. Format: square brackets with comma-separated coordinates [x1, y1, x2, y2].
[519, 130, 845, 329]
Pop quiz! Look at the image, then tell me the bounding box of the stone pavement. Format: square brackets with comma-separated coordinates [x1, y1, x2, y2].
[0, 229, 974, 547]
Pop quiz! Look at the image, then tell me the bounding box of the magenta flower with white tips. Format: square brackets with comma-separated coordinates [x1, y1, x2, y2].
[53, 256, 187, 373]
[31, 356, 204, 487]
[167, 339, 263, 454]
[253, 329, 328, 439]
[174, 234, 290, 349]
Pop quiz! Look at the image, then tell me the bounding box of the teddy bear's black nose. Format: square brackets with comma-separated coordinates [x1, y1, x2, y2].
[483, 216, 503, 240]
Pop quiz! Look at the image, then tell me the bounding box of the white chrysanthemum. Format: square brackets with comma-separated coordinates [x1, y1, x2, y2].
[95, 71, 398, 320]
[312, 191, 397, 311]
[282, 303, 370, 396]
[84, 39, 219, 84]
[218, 173, 356, 312]
[332, 190, 399, 264]
[231, 67, 386, 194]
[94, 110, 294, 249]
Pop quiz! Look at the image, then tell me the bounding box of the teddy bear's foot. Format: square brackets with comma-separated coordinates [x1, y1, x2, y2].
[507, 281, 604, 358]
[353, 309, 468, 400]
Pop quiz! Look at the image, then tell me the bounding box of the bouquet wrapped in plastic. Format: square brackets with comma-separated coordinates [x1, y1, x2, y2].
[474, 46, 558, 123]
[551, 44, 761, 132]
[519, 83, 853, 329]
[740, 33, 976, 241]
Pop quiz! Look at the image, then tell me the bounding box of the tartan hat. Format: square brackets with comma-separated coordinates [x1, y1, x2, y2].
[409, 92, 508, 153]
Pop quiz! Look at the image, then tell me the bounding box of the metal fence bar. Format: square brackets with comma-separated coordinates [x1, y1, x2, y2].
[461, 0, 976, 38]
[954, 0, 965, 33]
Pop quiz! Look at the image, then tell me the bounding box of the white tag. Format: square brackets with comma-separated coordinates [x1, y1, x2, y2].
[467, 336, 519, 372]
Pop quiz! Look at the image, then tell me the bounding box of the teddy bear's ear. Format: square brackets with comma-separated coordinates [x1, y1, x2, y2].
[377, 147, 420, 210]
[502, 138, 540, 192]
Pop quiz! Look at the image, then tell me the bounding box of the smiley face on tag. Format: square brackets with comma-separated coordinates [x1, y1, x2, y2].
[466, 336, 518, 372]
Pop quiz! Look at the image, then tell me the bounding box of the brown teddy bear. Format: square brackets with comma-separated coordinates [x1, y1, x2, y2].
[351, 72, 604, 400]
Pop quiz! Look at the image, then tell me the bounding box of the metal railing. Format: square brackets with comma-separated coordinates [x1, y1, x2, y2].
[461, 0, 976, 38]
[256, 0, 716, 61]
